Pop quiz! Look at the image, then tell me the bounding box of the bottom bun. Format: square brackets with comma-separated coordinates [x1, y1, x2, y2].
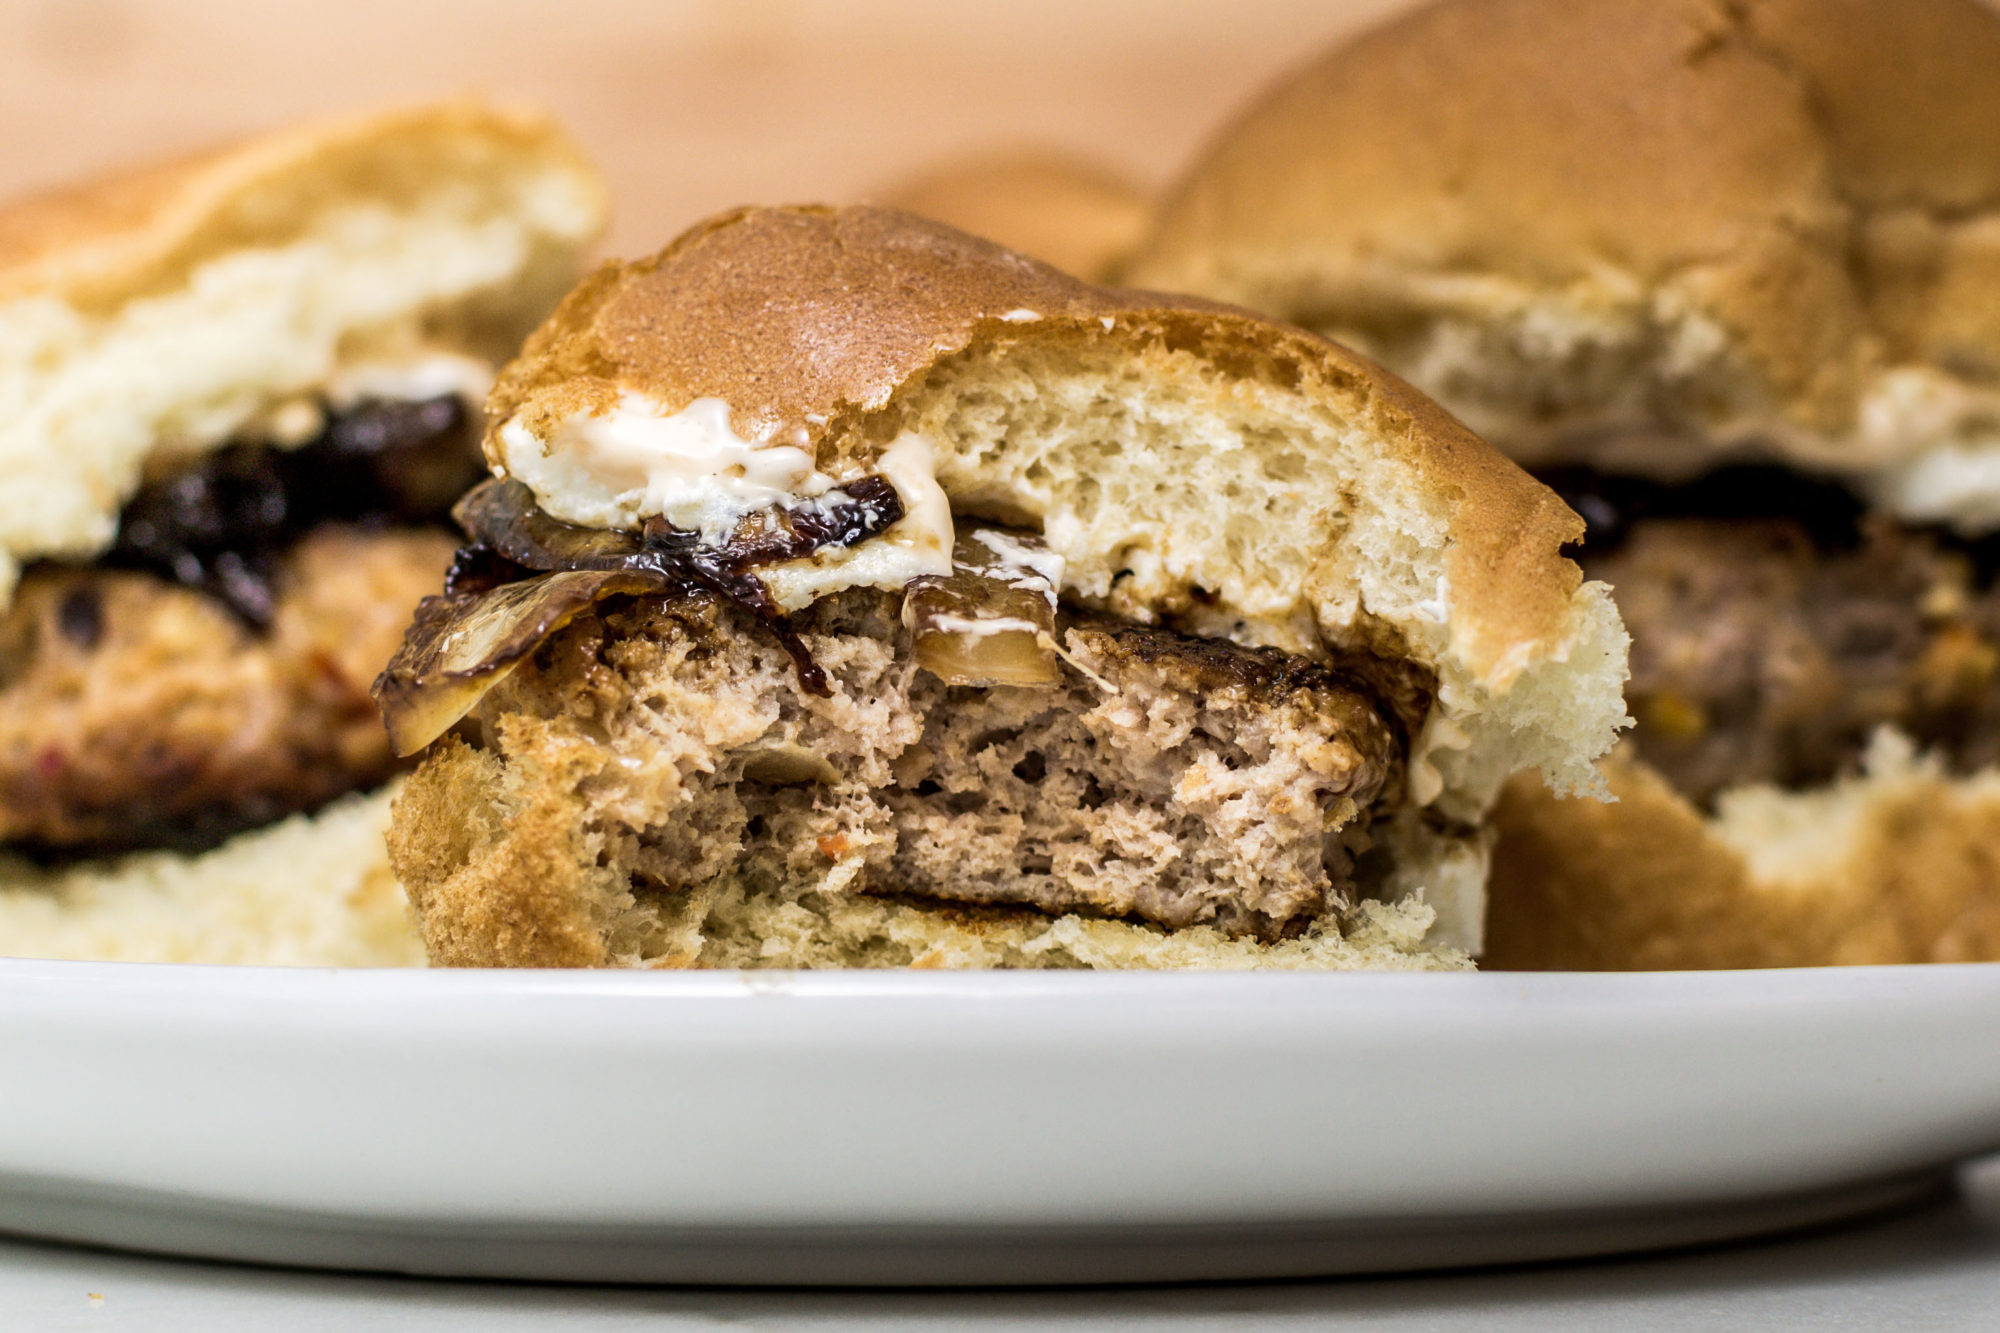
[0, 787, 424, 966]
[1483, 732, 2000, 970]
[393, 739, 1467, 972]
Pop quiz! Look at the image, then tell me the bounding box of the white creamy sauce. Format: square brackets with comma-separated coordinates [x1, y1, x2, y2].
[500, 394, 835, 541]
[501, 396, 956, 611]
[1410, 574, 1450, 626]
[999, 308, 1042, 323]
[255, 350, 495, 446]
[760, 433, 956, 611]
[1857, 368, 2000, 533]
[928, 611, 1045, 639]
[1870, 444, 2000, 532]
[969, 527, 1065, 606]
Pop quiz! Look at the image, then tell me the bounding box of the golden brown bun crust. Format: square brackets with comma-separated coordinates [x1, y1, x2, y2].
[1483, 752, 2000, 970]
[388, 737, 610, 967]
[877, 148, 1152, 282]
[488, 204, 1588, 684]
[1131, 0, 2000, 441]
[0, 99, 608, 309]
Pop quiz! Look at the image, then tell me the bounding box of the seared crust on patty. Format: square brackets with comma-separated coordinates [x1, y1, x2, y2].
[0, 526, 452, 851]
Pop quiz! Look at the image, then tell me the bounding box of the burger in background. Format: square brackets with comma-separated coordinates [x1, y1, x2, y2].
[1127, 0, 2000, 967]
[0, 102, 606, 964]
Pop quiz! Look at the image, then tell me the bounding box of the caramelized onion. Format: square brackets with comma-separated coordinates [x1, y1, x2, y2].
[445, 477, 908, 697]
[372, 568, 680, 756]
[453, 479, 642, 570]
[377, 475, 926, 754]
[903, 529, 1062, 687]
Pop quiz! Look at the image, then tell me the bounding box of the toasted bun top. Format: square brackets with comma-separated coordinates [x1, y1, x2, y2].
[490, 205, 1629, 812]
[1128, 0, 2000, 525]
[0, 99, 608, 606]
[877, 147, 1152, 282]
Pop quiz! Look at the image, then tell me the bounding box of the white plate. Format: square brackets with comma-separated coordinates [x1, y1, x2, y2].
[2, 960, 1998, 1285]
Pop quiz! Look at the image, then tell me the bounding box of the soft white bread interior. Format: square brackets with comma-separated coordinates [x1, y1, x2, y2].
[1127, 0, 2000, 530]
[1484, 733, 2000, 969]
[388, 206, 1630, 968]
[876, 146, 1153, 282]
[0, 99, 609, 609]
[0, 788, 422, 965]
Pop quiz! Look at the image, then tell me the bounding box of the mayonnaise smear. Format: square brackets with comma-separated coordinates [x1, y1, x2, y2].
[498, 394, 955, 609]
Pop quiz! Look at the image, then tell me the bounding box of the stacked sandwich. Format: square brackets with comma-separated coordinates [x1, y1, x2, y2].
[1127, 0, 2000, 966]
[0, 103, 607, 963]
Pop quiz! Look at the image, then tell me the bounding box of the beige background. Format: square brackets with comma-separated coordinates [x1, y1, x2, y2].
[0, 0, 1419, 258]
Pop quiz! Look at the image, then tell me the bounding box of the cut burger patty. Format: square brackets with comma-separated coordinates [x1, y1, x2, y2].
[390, 583, 1406, 965]
[1546, 467, 2000, 803]
[0, 527, 454, 853]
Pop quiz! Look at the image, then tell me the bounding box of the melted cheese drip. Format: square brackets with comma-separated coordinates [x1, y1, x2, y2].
[970, 527, 1065, 605]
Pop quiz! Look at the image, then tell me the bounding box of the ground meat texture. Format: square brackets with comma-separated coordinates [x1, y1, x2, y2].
[0, 527, 455, 853]
[1584, 516, 2000, 803]
[445, 590, 1400, 944]
[886, 621, 1396, 937]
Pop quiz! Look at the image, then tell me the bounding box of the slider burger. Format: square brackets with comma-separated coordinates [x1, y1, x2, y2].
[877, 147, 1152, 283]
[0, 102, 606, 963]
[1127, 0, 2000, 966]
[375, 205, 1628, 970]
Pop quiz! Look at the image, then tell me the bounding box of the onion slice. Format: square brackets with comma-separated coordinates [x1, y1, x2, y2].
[372, 568, 681, 756]
[902, 529, 1063, 687]
[441, 476, 910, 698]
[453, 479, 643, 571]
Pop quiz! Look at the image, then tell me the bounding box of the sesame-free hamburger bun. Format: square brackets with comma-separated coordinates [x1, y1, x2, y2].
[1127, 0, 2000, 970]
[377, 205, 1628, 970]
[1130, 0, 2000, 520]
[0, 101, 607, 964]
